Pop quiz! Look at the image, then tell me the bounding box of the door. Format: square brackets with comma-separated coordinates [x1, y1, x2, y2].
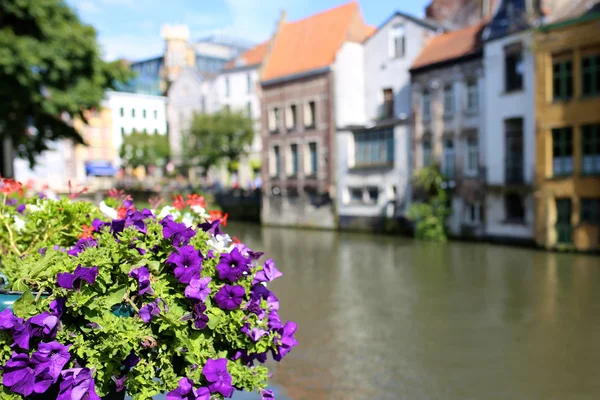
[555, 198, 572, 244]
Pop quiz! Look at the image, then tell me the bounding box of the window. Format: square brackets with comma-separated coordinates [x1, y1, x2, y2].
[442, 139, 455, 178]
[382, 88, 394, 119]
[269, 107, 280, 133]
[354, 129, 394, 166]
[443, 85, 454, 116]
[555, 198, 572, 244]
[225, 77, 230, 97]
[131, 108, 135, 118]
[309, 142, 317, 176]
[505, 193, 525, 222]
[304, 101, 316, 129]
[505, 48, 524, 92]
[119, 107, 124, 117]
[367, 187, 379, 204]
[422, 91, 431, 120]
[422, 140, 432, 167]
[581, 198, 600, 225]
[582, 124, 600, 175]
[120, 127, 125, 136]
[582, 53, 600, 97]
[290, 144, 299, 176]
[505, 118, 524, 184]
[154, 110, 158, 119]
[390, 23, 406, 58]
[154, 129, 158, 134]
[552, 127, 573, 176]
[273, 146, 280, 177]
[247, 101, 252, 118]
[142, 109, 147, 119]
[464, 203, 481, 225]
[466, 81, 478, 111]
[286, 105, 297, 131]
[349, 188, 363, 203]
[465, 137, 478, 175]
[552, 57, 573, 100]
[247, 73, 252, 94]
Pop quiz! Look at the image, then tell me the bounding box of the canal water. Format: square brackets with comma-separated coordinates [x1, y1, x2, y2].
[229, 222, 600, 400]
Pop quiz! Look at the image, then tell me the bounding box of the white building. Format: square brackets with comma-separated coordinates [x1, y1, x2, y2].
[105, 91, 168, 162]
[482, 0, 539, 243]
[336, 12, 441, 230]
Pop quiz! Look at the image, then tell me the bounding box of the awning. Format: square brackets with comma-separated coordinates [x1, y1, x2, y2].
[85, 161, 117, 177]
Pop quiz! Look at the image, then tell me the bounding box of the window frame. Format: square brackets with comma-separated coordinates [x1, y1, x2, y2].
[505, 46, 524, 92]
[581, 53, 600, 97]
[552, 56, 573, 101]
[552, 127, 573, 177]
[466, 80, 478, 112]
[389, 23, 406, 59]
[354, 129, 395, 167]
[309, 142, 318, 177]
[272, 145, 280, 178]
[304, 101, 316, 130]
[290, 144, 299, 177]
[580, 198, 600, 225]
[465, 137, 479, 176]
[505, 118, 524, 184]
[504, 193, 526, 223]
[422, 139, 432, 167]
[442, 138, 455, 179]
[582, 124, 600, 175]
[443, 85, 454, 116]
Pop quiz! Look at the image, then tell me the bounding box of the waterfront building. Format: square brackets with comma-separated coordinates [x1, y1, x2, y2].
[259, 2, 374, 228]
[410, 22, 487, 237]
[336, 12, 441, 231]
[534, 1, 600, 251]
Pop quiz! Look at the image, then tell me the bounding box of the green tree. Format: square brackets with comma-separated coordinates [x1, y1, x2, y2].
[184, 109, 255, 172]
[120, 130, 170, 168]
[407, 165, 451, 242]
[0, 0, 133, 176]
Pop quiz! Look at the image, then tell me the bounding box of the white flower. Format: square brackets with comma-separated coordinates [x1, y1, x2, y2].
[27, 199, 47, 213]
[157, 205, 180, 220]
[191, 205, 210, 220]
[206, 234, 233, 253]
[13, 215, 25, 232]
[182, 213, 194, 228]
[99, 201, 118, 220]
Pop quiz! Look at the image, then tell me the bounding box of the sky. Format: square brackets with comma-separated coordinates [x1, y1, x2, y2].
[66, 0, 431, 61]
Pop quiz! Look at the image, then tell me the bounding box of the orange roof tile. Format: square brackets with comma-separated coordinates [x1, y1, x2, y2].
[224, 41, 270, 69]
[411, 21, 485, 71]
[262, 1, 372, 82]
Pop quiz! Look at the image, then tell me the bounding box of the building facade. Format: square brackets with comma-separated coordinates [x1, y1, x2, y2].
[260, 2, 374, 228]
[411, 22, 487, 237]
[534, 6, 600, 251]
[336, 12, 441, 231]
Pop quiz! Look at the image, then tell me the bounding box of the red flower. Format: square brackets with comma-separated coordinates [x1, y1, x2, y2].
[68, 181, 88, 200]
[117, 207, 128, 219]
[79, 224, 94, 239]
[208, 210, 228, 227]
[107, 188, 125, 199]
[1, 178, 24, 196]
[186, 194, 206, 208]
[232, 236, 241, 244]
[172, 195, 186, 211]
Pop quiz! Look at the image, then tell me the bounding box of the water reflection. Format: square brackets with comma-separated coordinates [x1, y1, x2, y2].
[231, 223, 600, 400]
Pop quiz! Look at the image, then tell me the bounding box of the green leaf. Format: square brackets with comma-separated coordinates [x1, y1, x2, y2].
[13, 290, 36, 318]
[105, 285, 127, 307]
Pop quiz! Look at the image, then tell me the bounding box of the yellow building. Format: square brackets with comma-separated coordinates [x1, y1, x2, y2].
[535, 9, 600, 251]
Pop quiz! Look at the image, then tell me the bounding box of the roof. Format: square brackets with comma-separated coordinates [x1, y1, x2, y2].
[365, 10, 443, 43]
[542, 0, 600, 27]
[261, 1, 373, 82]
[224, 41, 270, 70]
[411, 21, 485, 72]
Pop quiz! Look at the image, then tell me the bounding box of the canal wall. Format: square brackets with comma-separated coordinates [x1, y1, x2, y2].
[261, 194, 336, 229]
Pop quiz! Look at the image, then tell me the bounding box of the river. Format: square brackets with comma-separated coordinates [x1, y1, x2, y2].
[228, 222, 600, 400]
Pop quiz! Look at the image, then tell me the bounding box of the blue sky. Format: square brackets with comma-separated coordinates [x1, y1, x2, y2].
[66, 0, 431, 61]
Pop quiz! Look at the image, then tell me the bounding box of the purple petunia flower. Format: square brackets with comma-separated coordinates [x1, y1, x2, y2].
[260, 389, 275, 400]
[250, 285, 280, 311]
[112, 375, 128, 393]
[16, 204, 26, 214]
[91, 218, 108, 232]
[28, 312, 59, 339]
[166, 246, 203, 284]
[184, 277, 211, 302]
[2, 352, 53, 396]
[198, 219, 222, 236]
[234, 243, 264, 261]
[214, 285, 245, 311]
[129, 267, 154, 295]
[50, 298, 66, 318]
[215, 248, 251, 283]
[122, 350, 140, 368]
[191, 303, 209, 330]
[166, 377, 210, 400]
[31, 340, 71, 381]
[161, 216, 196, 247]
[244, 298, 266, 320]
[56, 265, 99, 290]
[267, 311, 283, 330]
[38, 247, 47, 256]
[67, 237, 98, 257]
[231, 349, 268, 366]
[125, 209, 153, 234]
[202, 358, 234, 398]
[241, 324, 268, 343]
[272, 321, 298, 362]
[252, 258, 282, 285]
[57, 368, 101, 400]
[0, 309, 22, 330]
[110, 219, 126, 235]
[139, 298, 167, 323]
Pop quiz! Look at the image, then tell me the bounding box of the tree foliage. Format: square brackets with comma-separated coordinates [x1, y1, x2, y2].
[0, 0, 133, 167]
[407, 165, 451, 242]
[184, 110, 255, 171]
[120, 130, 170, 168]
